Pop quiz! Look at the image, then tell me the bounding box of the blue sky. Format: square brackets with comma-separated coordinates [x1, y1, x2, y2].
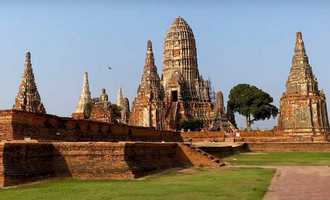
[0, 1, 330, 129]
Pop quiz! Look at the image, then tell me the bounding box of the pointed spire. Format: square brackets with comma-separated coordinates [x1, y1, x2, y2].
[145, 40, 155, 68]
[25, 51, 31, 63]
[278, 32, 330, 134]
[75, 72, 92, 114]
[286, 32, 318, 95]
[147, 40, 152, 50]
[13, 51, 46, 113]
[117, 87, 124, 107]
[136, 40, 164, 100]
[292, 32, 310, 66]
[294, 32, 307, 56]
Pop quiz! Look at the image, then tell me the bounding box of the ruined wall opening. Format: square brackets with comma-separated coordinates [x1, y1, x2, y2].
[171, 91, 178, 102]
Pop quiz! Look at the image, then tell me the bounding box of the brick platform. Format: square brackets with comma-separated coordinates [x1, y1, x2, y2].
[0, 110, 182, 142]
[0, 141, 220, 187]
[247, 142, 330, 152]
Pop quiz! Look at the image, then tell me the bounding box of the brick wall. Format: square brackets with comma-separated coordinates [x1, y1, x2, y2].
[179, 130, 328, 143]
[1, 110, 327, 143]
[0, 111, 13, 140]
[0, 142, 56, 187]
[0, 110, 182, 142]
[0, 141, 196, 187]
[247, 142, 330, 152]
[180, 131, 225, 142]
[239, 130, 281, 137]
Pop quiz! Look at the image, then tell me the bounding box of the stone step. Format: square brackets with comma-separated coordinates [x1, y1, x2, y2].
[185, 144, 225, 167]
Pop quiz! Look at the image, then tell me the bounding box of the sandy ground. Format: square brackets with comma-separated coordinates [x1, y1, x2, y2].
[264, 166, 330, 200]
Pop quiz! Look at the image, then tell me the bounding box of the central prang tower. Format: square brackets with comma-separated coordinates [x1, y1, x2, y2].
[162, 17, 204, 101]
[161, 17, 215, 129]
[130, 17, 228, 130]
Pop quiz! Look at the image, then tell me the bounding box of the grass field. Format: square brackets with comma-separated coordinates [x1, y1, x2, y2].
[0, 168, 274, 200]
[223, 152, 330, 166]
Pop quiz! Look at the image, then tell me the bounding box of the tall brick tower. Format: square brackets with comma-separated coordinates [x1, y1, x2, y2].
[161, 17, 217, 129]
[278, 32, 330, 138]
[13, 52, 46, 114]
[130, 17, 230, 131]
[130, 40, 165, 129]
[162, 16, 201, 100]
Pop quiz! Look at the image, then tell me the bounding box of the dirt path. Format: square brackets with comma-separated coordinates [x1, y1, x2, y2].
[263, 166, 330, 200]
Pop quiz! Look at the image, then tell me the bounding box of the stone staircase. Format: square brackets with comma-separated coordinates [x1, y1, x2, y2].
[178, 143, 225, 168]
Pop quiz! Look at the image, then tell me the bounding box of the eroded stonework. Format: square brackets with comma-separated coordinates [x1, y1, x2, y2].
[130, 17, 229, 130]
[117, 88, 130, 124]
[129, 40, 166, 129]
[72, 72, 113, 123]
[89, 88, 113, 123]
[13, 52, 46, 114]
[73, 72, 92, 119]
[278, 32, 330, 137]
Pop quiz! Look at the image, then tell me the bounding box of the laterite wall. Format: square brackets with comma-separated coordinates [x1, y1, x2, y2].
[180, 131, 225, 142]
[0, 141, 219, 187]
[0, 142, 190, 187]
[0, 110, 182, 142]
[247, 142, 330, 152]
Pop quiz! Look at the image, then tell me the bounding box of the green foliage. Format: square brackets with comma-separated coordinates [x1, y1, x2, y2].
[227, 84, 278, 129]
[0, 168, 274, 200]
[177, 119, 203, 131]
[111, 104, 122, 120]
[226, 102, 237, 128]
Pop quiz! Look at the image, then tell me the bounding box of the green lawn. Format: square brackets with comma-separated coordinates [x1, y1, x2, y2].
[0, 168, 274, 200]
[223, 152, 330, 166]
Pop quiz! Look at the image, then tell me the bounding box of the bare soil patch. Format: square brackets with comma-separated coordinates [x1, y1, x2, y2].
[264, 166, 330, 200]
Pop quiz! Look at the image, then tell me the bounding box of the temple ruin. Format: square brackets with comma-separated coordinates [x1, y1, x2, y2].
[13, 52, 46, 114]
[130, 17, 228, 130]
[277, 32, 330, 139]
[72, 72, 113, 123]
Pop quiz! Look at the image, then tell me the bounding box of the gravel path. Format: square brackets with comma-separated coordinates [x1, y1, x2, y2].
[263, 166, 330, 200]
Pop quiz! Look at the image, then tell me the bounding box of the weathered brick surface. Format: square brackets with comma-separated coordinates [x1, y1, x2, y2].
[180, 130, 328, 143]
[239, 130, 281, 137]
[247, 142, 330, 152]
[277, 32, 330, 136]
[180, 131, 225, 142]
[177, 143, 223, 167]
[0, 142, 56, 186]
[0, 141, 197, 187]
[0, 110, 182, 142]
[239, 131, 327, 142]
[130, 17, 227, 131]
[1, 110, 326, 143]
[0, 143, 4, 187]
[0, 112, 13, 140]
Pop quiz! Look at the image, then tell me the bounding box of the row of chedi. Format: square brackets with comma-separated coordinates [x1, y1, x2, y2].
[12, 17, 330, 138]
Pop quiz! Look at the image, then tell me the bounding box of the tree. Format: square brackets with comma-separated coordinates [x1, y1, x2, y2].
[226, 102, 237, 128]
[177, 119, 203, 131]
[227, 84, 278, 130]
